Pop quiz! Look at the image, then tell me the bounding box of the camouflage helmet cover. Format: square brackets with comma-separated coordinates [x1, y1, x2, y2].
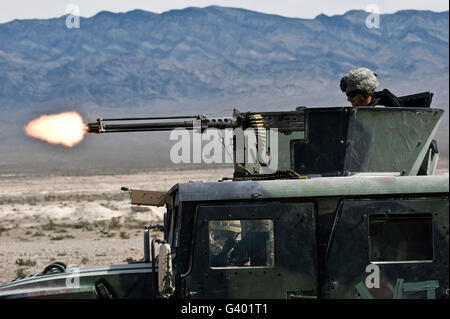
[340, 67, 379, 96]
[210, 220, 241, 233]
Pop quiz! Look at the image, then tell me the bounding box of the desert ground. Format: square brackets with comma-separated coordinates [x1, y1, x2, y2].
[0, 162, 448, 284]
[0, 167, 233, 283]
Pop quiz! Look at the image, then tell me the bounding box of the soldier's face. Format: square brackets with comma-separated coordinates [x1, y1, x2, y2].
[347, 92, 363, 106]
[212, 230, 236, 241]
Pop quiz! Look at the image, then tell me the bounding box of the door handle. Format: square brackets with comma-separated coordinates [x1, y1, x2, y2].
[287, 291, 317, 299]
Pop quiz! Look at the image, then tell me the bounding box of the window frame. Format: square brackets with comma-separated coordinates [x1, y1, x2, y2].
[367, 213, 435, 264]
[208, 218, 276, 269]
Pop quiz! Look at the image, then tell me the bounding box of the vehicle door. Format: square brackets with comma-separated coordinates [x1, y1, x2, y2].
[325, 197, 449, 299]
[183, 202, 318, 299]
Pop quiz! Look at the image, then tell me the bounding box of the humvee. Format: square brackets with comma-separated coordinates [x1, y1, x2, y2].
[0, 98, 448, 299]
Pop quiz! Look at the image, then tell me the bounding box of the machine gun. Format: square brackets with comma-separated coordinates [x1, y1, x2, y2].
[86, 108, 305, 134]
[87, 108, 306, 180]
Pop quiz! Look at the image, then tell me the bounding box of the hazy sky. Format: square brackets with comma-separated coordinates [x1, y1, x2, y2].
[0, 0, 448, 23]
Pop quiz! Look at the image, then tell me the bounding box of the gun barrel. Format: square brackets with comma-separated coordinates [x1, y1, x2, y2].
[100, 115, 199, 121]
[86, 116, 237, 133]
[86, 120, 196, 133]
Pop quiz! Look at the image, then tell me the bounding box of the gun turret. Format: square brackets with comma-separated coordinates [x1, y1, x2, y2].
[86, 106, 444, 178]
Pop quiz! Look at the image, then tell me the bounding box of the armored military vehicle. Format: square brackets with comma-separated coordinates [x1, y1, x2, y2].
[0, 94, 448, 299]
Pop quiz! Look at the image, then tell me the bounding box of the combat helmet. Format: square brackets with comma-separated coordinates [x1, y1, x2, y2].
[340, 67, 379, 96]
[209, 220, 242, 253]
[210, 220, 241, 233]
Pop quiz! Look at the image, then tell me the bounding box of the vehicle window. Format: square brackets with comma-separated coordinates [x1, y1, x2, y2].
[209, 219, 274, 268]
[368, 214, 433, 263]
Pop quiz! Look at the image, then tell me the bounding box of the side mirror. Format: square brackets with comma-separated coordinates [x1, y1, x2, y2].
[158, 243, 174, 297]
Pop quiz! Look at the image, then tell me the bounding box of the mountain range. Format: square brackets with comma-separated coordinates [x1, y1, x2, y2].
[0, 6, 448, 173]
[0, 6, 448, 108]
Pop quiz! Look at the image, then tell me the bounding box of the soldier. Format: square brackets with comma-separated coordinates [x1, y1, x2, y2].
[209, 219, 274, 267]
[340, 67, 402, 107]
[209, 220, 242, 267]
[229, 220, 274, 267]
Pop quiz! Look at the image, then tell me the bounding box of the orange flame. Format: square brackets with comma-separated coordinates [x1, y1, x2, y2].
[24, 112, 86, 147]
